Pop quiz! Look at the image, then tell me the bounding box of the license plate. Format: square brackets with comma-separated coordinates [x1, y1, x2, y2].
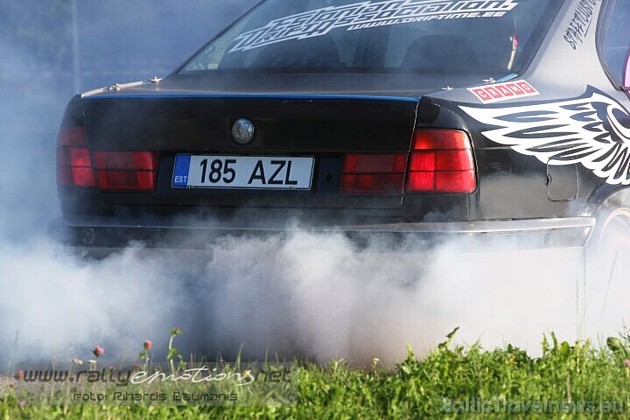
[172, 155, 314, 190]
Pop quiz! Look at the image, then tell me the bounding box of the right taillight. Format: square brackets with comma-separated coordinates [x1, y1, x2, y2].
[341, 153, 408, 195]
[406, 129, 477, 193]
[56, 126, 96, 187]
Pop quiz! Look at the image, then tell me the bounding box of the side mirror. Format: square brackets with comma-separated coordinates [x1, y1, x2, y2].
[624, 48, 630, 91]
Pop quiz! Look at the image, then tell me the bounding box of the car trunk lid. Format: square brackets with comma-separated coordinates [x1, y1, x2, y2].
[80, 92, 420, 210]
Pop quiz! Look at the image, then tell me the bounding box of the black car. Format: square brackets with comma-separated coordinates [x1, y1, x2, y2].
[50, 0, 630, 260]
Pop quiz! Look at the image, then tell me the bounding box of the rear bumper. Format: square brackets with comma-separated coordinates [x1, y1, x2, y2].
[48, 215, 596, 256]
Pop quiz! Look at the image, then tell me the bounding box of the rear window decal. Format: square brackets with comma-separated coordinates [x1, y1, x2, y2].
[461, 87, 630, 185]
[563, 0, 599, 50]
[229, 0, 519, 53]
[468, 80, 539, 104]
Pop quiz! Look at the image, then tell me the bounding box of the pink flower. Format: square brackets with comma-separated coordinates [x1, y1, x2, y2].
[144, 340, 152, 350]
[92, 345, 104, 358]
[624, 359, 630, 368]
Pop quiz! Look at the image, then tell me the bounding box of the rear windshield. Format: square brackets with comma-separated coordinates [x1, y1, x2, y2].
[180, 0, 563, 77]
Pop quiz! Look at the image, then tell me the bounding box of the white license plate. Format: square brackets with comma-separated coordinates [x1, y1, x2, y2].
[172, 155, 314, 190]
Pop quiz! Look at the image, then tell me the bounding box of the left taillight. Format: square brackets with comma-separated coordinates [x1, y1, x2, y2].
[56, 126, 96, 187]
[56, 126, 159, 191]
[93, 151, 159, 191]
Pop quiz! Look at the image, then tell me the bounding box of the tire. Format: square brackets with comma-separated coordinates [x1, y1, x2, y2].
[581, 206, 630, 342]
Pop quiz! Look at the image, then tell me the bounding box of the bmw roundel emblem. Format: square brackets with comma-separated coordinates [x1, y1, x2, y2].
[231, 118, 255, 145]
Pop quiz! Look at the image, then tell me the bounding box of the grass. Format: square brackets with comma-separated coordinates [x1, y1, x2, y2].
[2, 329, 630, 419]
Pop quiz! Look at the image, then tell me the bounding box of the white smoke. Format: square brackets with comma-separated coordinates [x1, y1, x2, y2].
[2, 225, 615, 369]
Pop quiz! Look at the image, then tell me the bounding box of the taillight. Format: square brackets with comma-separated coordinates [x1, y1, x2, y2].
[56, 126, 96, 187]
[93, 151, 159, 191]
[56, 125, 158, 191]
[339, 129, 476, 196]
[406, 129, 476, 193]
[341, 154, 407, 195]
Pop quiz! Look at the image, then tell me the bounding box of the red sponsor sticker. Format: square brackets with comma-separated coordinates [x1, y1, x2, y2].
[468, 80, 539, 104]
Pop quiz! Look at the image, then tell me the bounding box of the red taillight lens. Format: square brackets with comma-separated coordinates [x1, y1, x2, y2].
[93, 151, 159, 191]
[406, 130, 476, 193]
[56, 125, 158, 191]
[56, 126, 96, 187]
[340, 130, 476, 196]
[341, 154, 407, 195]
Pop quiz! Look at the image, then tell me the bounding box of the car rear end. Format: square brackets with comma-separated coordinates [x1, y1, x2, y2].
[48, 0, 595, 253]
[51, 82, 479, 246]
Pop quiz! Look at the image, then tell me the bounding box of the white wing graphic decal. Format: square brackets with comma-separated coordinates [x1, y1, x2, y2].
[460, 88, 630, 185]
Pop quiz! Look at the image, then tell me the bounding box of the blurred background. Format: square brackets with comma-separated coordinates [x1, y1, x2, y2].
[0, 0, 255, 242]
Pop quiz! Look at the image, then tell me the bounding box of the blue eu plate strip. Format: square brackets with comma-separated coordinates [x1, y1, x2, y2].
[172, 155, 191, 187]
